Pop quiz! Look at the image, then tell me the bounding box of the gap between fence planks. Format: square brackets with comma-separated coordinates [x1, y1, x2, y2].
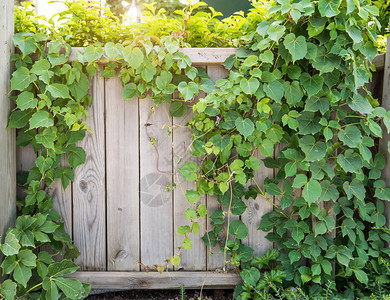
[68, 271, 241, 290]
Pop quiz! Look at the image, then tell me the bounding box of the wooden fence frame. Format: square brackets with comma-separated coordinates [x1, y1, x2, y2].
[0, 13, 388, 287]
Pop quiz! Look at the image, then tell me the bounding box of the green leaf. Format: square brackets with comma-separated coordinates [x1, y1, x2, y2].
[240, 78, 260, 95]
[123, 47, 144, 69]
[169, 101, 187, 117]
[16, 91, 37, 110]
[265, 183, 282, 195]
[13, 263, 32, 287]
[343, 179, 366, 200]
[165, 39, 180, 53]
[231, 198, 247, 215]
[210, 210, 225, 224]
[235, 117, 254, 139]
[229, 220, 248, 239]
[68, 147, 86, 169]
[353, 269, 368, 284]
[179, 162, 199, 181]
[178, 81, 199, 100]
[304, 95, 330, 115]
[29, 111, 54, 129]
[267, 23, 285, 42]
[82, 45, 103, 64]
[104, 42, 122, 59]
[283, 33, 307, 63]
[43, 277, 58, 300]
[35, 127, 57, 149]
[170, 254, 181, 267]
[18, 249, 36, 267]
[240, 267, 260, 287]
[347, 94, 373, 114]
[36, 156, 54, 174]
[13, 34, 37, 58]
[337, 149, 362, 173]
[11, 67, 37, 91]
[339, 125, 362, 148]
[303, 179, 322, 204]
[297, 112, 322, 134]
[47, 84, 70, 99]
[346, 25, 363, 44]
[293, 174, 308, 188]
[0, 280, 17, 300]
[184, 208, 197, 221]
[299, 136, 326, 162]
[315, 220, 327, 236]
[123, 83, 137, 99]
[318, 0, 341, 17]
[283, 81, 303, 105]
[8, 109, 33, 129]
[300, 73, 324, 97]
[54, 277, 84, 299]
[1, 232, 20, 256]
[48, 260, 79, 277]
[264, 80, 284, 102]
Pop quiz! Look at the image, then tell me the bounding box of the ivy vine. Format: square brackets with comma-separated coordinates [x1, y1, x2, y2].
[2, 0, 390, 299]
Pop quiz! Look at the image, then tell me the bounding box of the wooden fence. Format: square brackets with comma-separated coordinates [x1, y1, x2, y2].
[15, 49, 387, 290]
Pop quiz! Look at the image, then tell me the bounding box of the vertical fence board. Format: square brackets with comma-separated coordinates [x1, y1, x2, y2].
[73, 69, 106, 270]
[106, 76, 140, 271]
[139, 98, 173, 268]
[0, 0, 15, 246]
[16, 146, 36, 200]
[173, 102, 206, 270]
[48, 156, 72, 237]
[380, 38, 390, 226]
[242, 150, 273, 256]
[206, 65, 229, 270]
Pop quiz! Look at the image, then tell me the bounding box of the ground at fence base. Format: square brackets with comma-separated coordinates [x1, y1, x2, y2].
[87, 289, 234, 300]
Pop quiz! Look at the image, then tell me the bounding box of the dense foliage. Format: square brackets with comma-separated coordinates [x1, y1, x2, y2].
[3, 0, 390, 299]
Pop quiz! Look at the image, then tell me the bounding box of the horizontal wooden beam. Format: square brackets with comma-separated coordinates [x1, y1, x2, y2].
[69, 47, 237, 65]
[68, 271, 241, 290]
[69, 47, 385, 71]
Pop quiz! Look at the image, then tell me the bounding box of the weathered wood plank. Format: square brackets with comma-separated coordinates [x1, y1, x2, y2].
[73, 68, 106, 270]
[69, 271, 241, 290]
[48, 156, 72, 237]
[16, 145, 36, 200]
[173, 98, 206, 270]
[69, 48, 384, 70]
[372, 53, 385, 71]
[242, 150, 273, 257]
[106, 76, 140, 271]
[206, 65, 229, 270]
[380, 36, 390, 228]
[139, 98, 173, 268]
[0, 0, 16, 247]
[69, 47, 237, 65]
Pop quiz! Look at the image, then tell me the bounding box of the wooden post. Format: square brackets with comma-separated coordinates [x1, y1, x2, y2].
[380, 24, 390, 227]
[0, 0, 16, 250]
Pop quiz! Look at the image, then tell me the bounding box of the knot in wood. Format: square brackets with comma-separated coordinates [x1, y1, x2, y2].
[115, 250, 128, 260]
[79, 179, 88, 192]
